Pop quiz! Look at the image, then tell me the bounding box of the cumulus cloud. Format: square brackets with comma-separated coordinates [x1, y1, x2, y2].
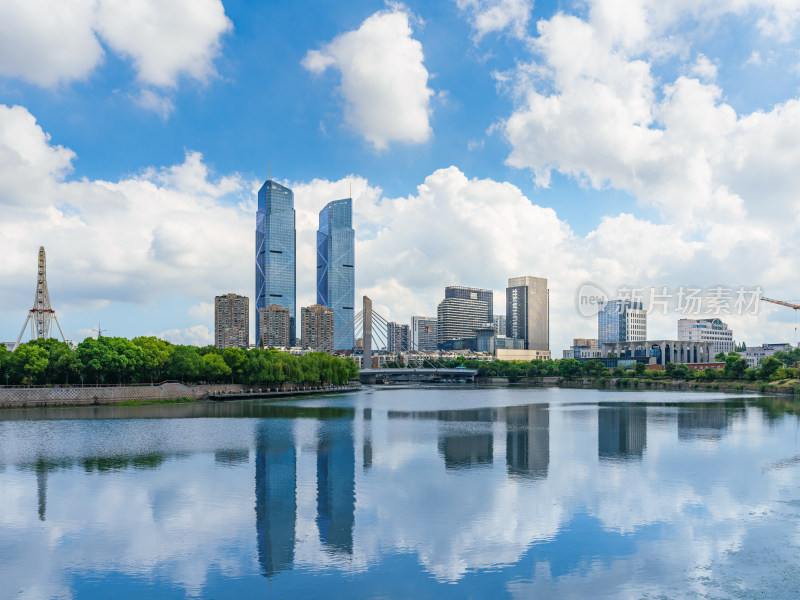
[0, 104, 251, 338]
[1, 101, 797, 350]
[0, 0, 231, 110]
[302, 8, 434, 149]
[690, 53, 718, 80]
[0, 0, 103, 87]
[94, 0, 232, 88]
[157, 325, 214, 346]
[456, 0, 534, 40]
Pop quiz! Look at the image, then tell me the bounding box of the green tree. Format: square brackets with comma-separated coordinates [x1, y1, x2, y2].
[133, 336, 174, 383]
[0, 344, 8, 384]
[202, 353, 232, 383]
[714, 352, 726, 362]
[11, 343, 49, 384]
[759, 356, 782, 380]
[673, 364, 691, 380]
[166, 346, 201, 382]
[634, 362, 646, 376]
[664, 362, 677, 377]
[723, 352, 749, 380]
[558, 359, 582, 379]
[222, 347, 248, 383]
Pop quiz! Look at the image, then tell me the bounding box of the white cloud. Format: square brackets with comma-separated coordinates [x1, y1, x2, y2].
[94, 0, 232, 88]
[456, 0, 534, 40]
[0, 0, 231, 96]
[132, 89, 175, 120]
[302, 8, 433, 149]
[1, 102, 798, 351]
[188, 303, 214, 321]
[157, 325, 214, 346]
[690, 53, 718, 80]
[0, 0, 103, 87]
[0, 105, 251, 332]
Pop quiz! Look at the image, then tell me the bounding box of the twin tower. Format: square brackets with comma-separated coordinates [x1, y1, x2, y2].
[255, 179, 355, 350]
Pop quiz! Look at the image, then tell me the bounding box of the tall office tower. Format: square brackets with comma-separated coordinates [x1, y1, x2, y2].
[258, 305, 291, 348]
[597, 299, 646, 344]
[317, 198, 355, 351]
[437, 297, 488, 346]
[215, 293, 249, 349]
[445, 286, 493, 323]
[301, 304, 334, 350]
[387, 322, 410, 352]
[506, 276, 549, 351]
[493, 314, 506, 337]
[410, 316, 438, 351]
[677, 317, 734, 355]
[256, 178, 296, 347]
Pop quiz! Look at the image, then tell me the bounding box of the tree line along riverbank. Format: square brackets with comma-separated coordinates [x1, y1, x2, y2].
[394, 353, 800, 396]
[0, 337, 358, 387]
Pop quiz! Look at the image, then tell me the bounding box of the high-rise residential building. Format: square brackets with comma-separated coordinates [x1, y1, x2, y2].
[677, 318, 734, 355]
[506, 276, 549, 351]
[301, 304, 334, 350]
[317, 198, 355, 351]
[259, 305, 291, 348]
[215, 293, 249, 349]
[597, 299, 646, 344]
[387, 322, 410, 353]
[256, 178, 296, 347]
[445, 286, 493, 323]
[410, 316, 438, 352]
[437, 297, 488, 347]
[493, 314, 506, 337]
[573, 338, 599, 349]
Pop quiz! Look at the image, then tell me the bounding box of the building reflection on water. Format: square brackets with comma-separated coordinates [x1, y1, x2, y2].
[254, 421, 296, 578]
[506, 404, 550, 479]
[316, 419, 356, 555]
[598, 404, 647, 461]
[678, 403, 733, 440]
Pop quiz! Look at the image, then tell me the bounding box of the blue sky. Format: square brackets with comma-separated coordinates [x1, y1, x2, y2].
[1, 0, 800, 351]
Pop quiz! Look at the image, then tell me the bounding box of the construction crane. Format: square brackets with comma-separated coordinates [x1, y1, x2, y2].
[761, 297, 800, 345]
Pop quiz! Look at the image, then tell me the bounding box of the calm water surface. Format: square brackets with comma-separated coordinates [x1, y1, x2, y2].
[1, 387, 800, 599]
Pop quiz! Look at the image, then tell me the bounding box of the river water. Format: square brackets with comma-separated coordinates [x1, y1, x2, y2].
[1, 386, 799, 599]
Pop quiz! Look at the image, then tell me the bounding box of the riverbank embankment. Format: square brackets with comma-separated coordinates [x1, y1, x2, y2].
[0, 381, 361, 408]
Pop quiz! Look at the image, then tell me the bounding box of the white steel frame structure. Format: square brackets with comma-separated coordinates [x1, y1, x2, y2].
[16, 246, 66, 347]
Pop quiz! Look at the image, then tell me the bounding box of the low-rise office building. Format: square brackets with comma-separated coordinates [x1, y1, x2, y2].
[678, 318, 734, 355]
[741, 343, 793, 369]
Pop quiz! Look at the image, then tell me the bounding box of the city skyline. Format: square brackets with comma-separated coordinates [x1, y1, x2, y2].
[1, 1, 800, 354]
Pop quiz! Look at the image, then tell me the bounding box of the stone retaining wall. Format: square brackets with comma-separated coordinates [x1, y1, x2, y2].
[0, 382, 246, 408]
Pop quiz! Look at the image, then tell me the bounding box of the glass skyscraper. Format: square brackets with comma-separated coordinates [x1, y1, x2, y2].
[597, 299, 646, 344]
[317, 198, 355, 351]
[256, 179, 296, 346]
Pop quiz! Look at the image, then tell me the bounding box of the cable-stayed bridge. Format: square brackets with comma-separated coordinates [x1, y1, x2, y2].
[313, 296, 477, 384]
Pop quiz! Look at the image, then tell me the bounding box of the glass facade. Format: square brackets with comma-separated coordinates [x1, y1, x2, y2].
[597, 300, 646, 344]
[317, 198, 355, 350]
[256, 180, 296, 345]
